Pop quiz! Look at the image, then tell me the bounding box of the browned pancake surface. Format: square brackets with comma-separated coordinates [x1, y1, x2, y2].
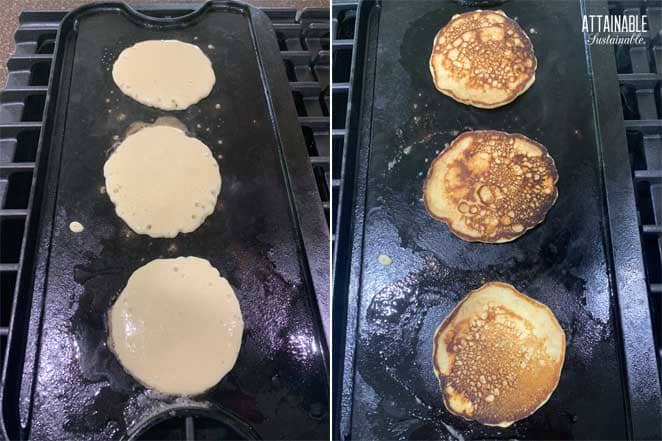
[433, 282, 565, 427]
[423, 130, 558, 243]
[429, 10, 536, 108]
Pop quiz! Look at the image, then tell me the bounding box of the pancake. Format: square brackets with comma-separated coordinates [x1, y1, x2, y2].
[108, 257, 243, 395]
[423, 130, 558, 243]
[112, 40, 215, 110]
[104, 125, 221, 238]
[429, 10, 537, 108]
[433, 282, 565, 427]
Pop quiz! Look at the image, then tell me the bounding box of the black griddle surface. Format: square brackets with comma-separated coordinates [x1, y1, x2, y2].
[345, 1, 630, 439]
[12, 3, 327, 440]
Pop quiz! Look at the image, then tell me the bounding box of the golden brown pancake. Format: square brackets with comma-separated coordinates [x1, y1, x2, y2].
[433, 282, 565, 427]
[429, 10, 537, 108]
[423, 130, 558, 243]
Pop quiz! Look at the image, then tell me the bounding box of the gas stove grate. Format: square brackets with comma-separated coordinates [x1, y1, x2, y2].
[330, 2, 358, 439]
[609, 0, 662, 370]
[0, 9, 56, 385]
[0, 5, 328, 440]
[330, 1, 356, 258]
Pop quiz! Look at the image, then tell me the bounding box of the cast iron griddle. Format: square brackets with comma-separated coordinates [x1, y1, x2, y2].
[1, 2, 328, 440]
[340, 1, 632, 439]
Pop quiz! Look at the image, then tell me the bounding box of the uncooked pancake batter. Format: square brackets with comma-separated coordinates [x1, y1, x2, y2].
[68, 221, 84, 233]
[103, 125, 221, 238]
[108, 257, 244, 395]
[112, 40, 215, 110]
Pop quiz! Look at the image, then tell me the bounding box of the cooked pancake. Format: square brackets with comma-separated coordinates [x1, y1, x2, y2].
[423, 130, 558, 243]
[433, 282, 565, 427]
[429, 10, 537, 108]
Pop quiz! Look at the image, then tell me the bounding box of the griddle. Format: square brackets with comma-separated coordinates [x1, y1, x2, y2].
[336, 1, 661, 439]
[0, 1, 328, 440]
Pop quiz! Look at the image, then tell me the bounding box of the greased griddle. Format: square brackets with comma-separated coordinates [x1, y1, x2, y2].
[336, 0, 660, 440]
[0, 2, 328, 440]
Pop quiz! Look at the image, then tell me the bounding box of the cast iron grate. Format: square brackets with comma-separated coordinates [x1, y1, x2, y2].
[0, 5, 328, 439]
[331, 1, 356, 258]
[609, 0, 662, 370]
[330, 2, 357, 439]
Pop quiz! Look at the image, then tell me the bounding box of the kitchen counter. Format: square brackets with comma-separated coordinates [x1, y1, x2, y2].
[0, 0, 328, 87]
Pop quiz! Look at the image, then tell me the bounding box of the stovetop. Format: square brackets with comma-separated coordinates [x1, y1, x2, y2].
[0, 4, 329, 439]
[331, 0, 661, 438]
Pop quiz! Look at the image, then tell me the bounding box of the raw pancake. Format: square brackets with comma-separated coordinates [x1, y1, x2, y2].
[423, 130, 558, 243]
[104, 125, 221, 238]
[429, 10, 537, 108]
[112, 40, 215, 110]
[433, 282, 565, 427]
[108, 257, 243, 395]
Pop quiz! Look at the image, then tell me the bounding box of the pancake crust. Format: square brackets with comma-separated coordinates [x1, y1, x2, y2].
[429, 10, 537, 108]
[423, 130, 558, 243]
[433, 282, 565, 427]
